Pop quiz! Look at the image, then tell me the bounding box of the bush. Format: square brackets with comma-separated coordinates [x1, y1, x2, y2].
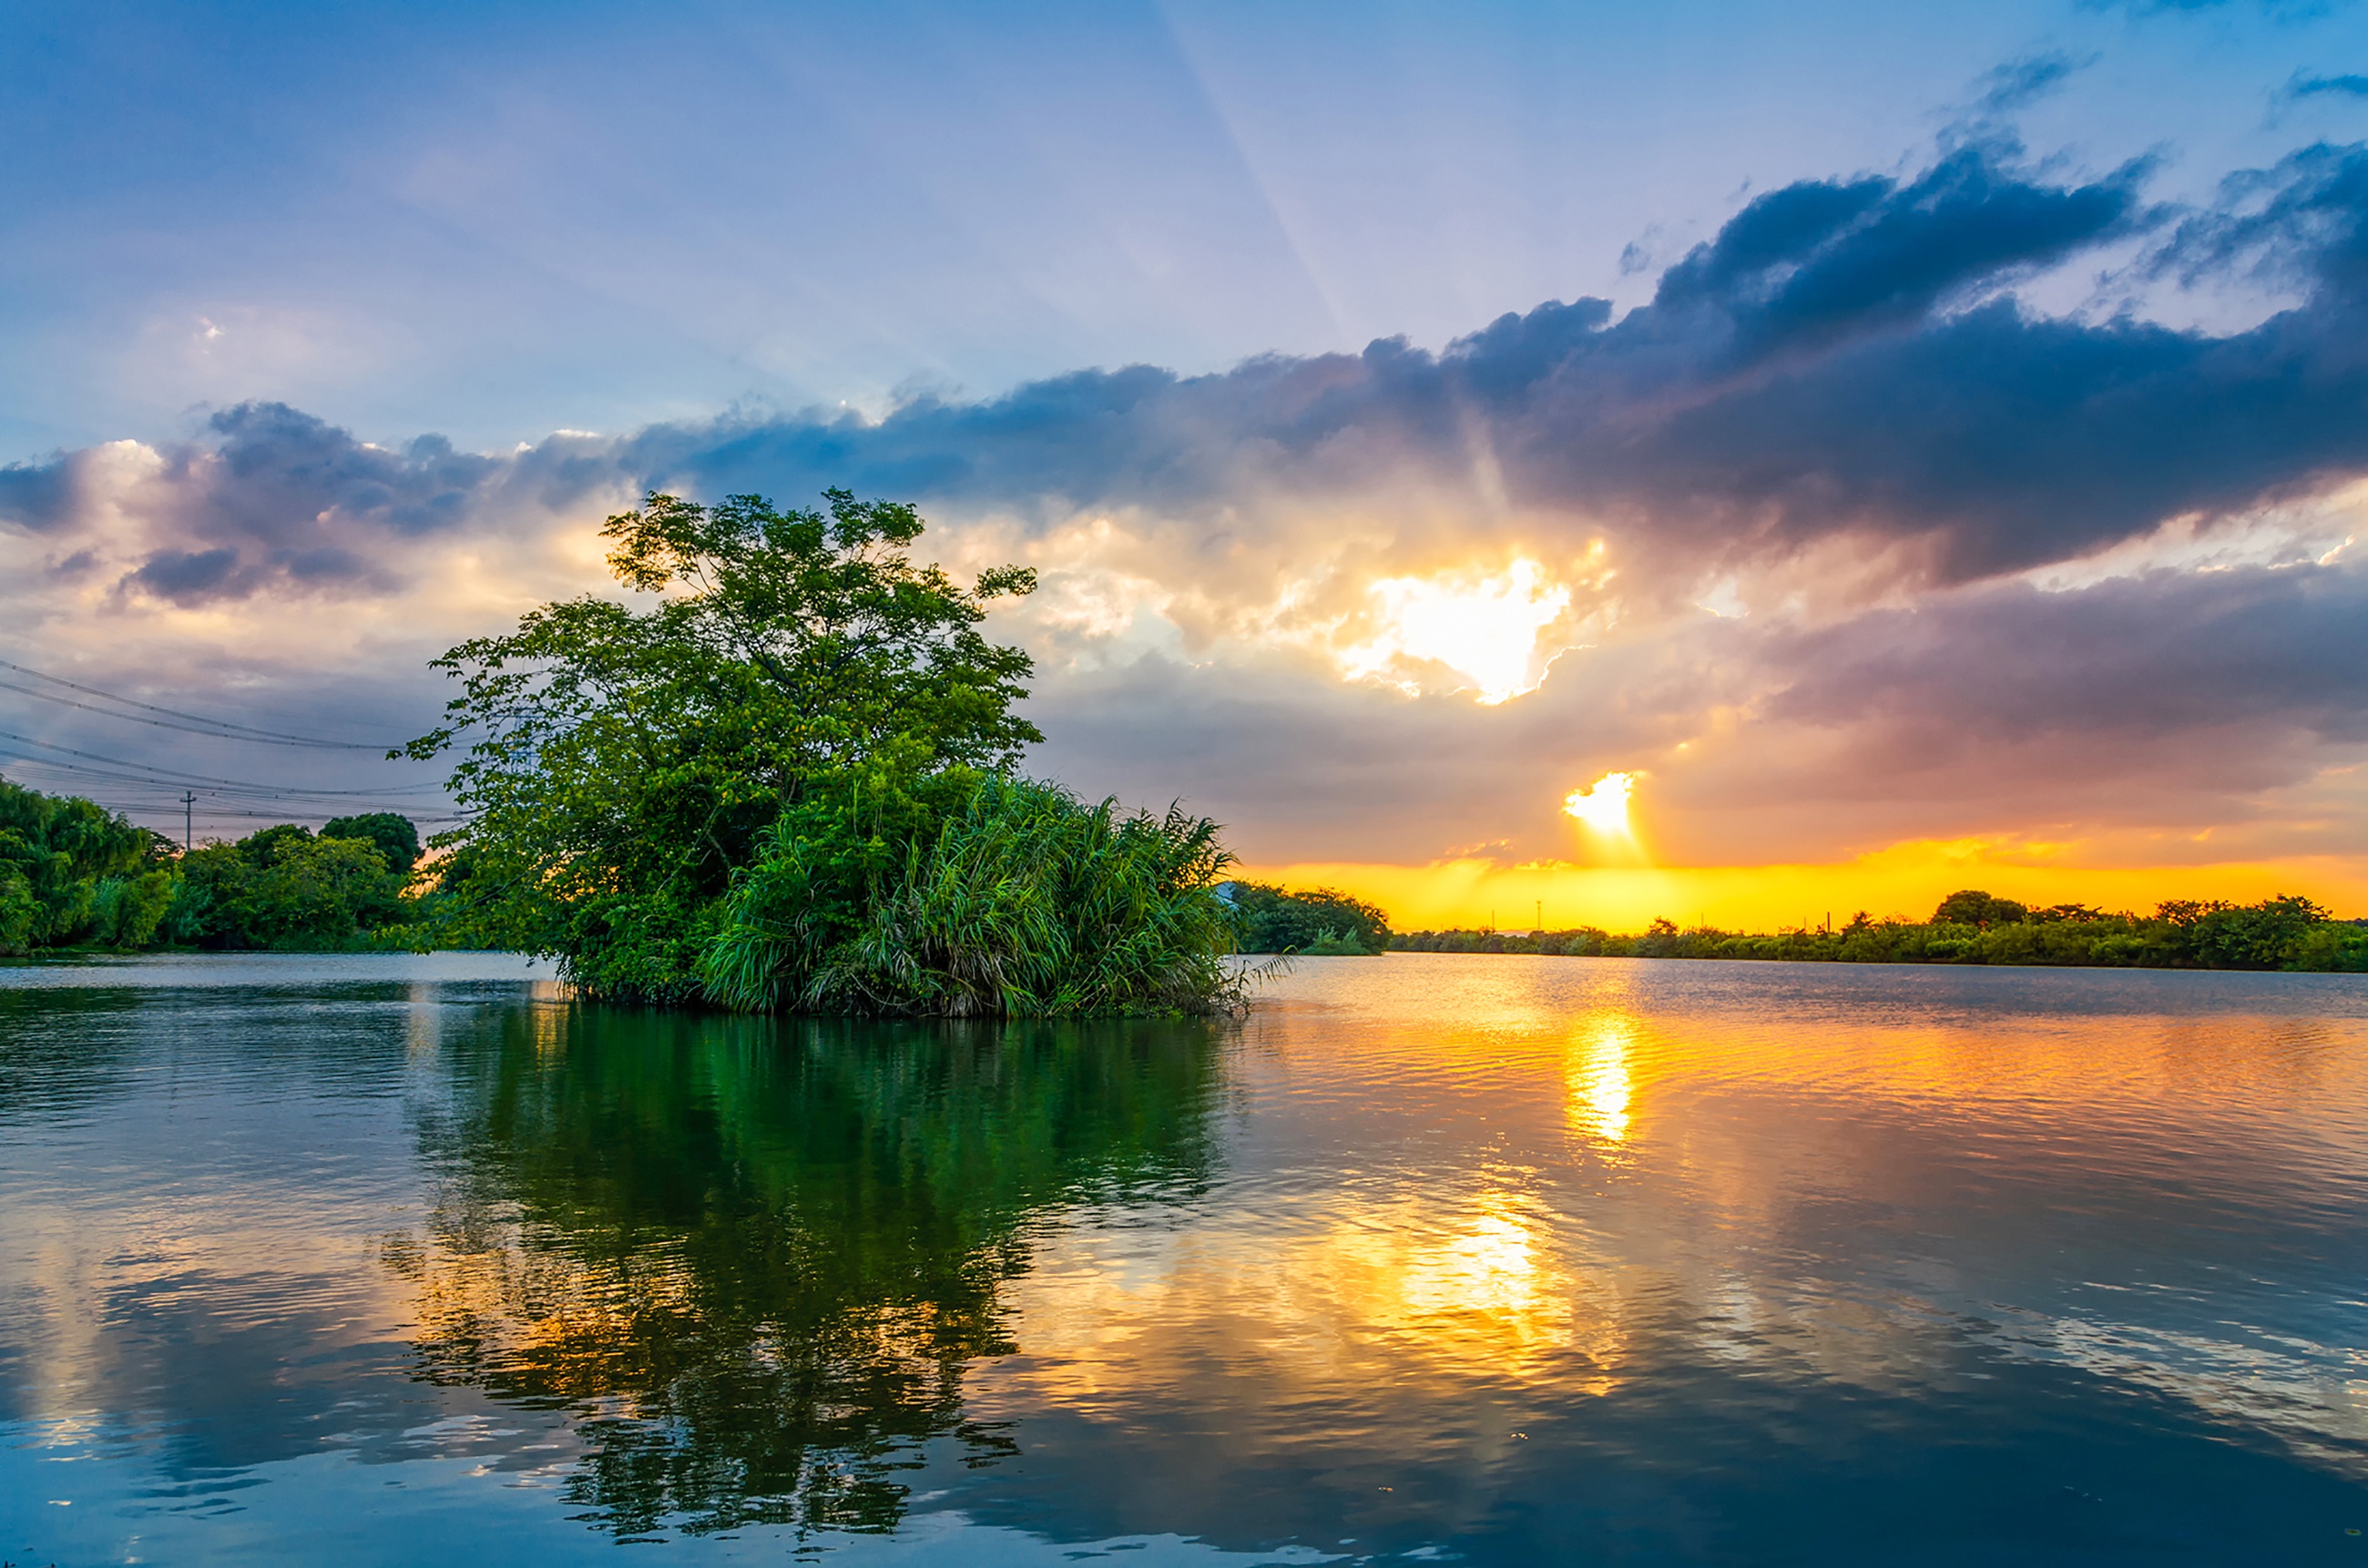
[1301, 927, 1381, 956]
[701, 776, 1244, 1017]
[1225, 882, 1392, 953]
[0, 777, 168, 952]
[158, 822, 413, 951]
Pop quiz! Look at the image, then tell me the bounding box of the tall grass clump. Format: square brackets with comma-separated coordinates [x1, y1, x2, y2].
[700, 776, 1250, 1017]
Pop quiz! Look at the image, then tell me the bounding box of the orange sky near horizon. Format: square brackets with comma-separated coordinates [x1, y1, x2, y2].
[1239, 844, 2368, 933]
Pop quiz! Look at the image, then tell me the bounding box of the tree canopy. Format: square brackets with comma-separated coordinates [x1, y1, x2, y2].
[0, 778, 174, 952]
[322, 812, 422, 875]
[1224, 881, 1393, 955]
[164, 823, 409, 950]
[1391, 893, 2366, 971]
[0, 778, 414, 955]
[404, 489, 1244, 1013]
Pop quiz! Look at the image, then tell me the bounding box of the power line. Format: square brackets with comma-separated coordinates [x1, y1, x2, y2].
[2, 777, 461, 821]
[0, 765, 468, 833]
[0, 729, 444, 798]
[0, 762, 428, 809]
[0, 676, 396, 749]
[0, 764, 445, 816]
[0, 656, 403, 749]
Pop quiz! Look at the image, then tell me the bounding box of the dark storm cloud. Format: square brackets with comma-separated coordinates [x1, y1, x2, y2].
[124, 546, 246, 601]
[1649, 146, 2151, 357]
[0, 402, 606, 606]
[0, 453, 73, 531]
[631, 143, 2368, 587]
[113, 402, 502, 602]
[11, 144, 2363, 609]
[1767, 562, 2368, 746]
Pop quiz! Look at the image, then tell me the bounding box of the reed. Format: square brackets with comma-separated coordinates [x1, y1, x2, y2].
[700, 776, 1251, 1016]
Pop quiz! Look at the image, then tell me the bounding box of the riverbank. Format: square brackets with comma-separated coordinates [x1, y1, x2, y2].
[1391, 895, 2368, 972]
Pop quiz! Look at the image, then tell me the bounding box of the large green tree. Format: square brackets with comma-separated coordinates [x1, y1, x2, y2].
[403, 489, 1055, 1001]
[322, 811, 423, 876]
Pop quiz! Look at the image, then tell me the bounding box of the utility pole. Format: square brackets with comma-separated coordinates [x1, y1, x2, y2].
[1536, 899, 1543, 934]
[182, 791, 195, 851]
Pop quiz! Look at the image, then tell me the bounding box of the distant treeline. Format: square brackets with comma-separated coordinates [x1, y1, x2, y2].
[0, 777, 425, 955]
[1223, 881, 1393, 956]
[1391, 890, 2368, 972]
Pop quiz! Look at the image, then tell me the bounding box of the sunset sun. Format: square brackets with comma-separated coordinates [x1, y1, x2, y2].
[1563, 771, 1638, 838]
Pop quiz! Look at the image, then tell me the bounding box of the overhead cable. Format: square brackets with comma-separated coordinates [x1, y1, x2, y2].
[0, 730, 445, 798]
[0, 656, 402, 749]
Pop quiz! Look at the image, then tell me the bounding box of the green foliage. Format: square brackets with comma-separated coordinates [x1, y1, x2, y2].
[246, 833, 409, 945]
[1932, 888, 2029, 926]
[405, 488, 1240, 1014]
[0, 776, 167, 952]
[88, 869, 176, 948]
[158, 820, 413, 951]
[240, 821, 315, 867]
[2156, 895, 2329, 969]
[2293, 921, 2368, 972]
[1225, 881, 1392, 954]
[1390, 894, 2364, 972]
[402, 488, 1041, 964]
[703, 775, 1243, 1016]
[322, 811, 422, 875]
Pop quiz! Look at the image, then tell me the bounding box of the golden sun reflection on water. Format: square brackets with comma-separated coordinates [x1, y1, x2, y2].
[989, 1186, 1631, 1420]
[1564, 1012, 1637, 1146]
[978, 962, 2368, 1468]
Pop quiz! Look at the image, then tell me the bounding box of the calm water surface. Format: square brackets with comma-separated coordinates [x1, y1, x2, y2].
[4, 952, 2368, 1564]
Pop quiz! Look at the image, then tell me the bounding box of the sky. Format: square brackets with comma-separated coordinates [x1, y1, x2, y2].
[6, 0, 2368, 930]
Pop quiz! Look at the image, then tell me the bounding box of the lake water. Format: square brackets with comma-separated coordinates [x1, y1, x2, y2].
[5, 953, 2368, 1564]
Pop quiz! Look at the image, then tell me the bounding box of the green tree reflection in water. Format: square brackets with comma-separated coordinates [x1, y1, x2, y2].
[384, 1003, 1229, 1541]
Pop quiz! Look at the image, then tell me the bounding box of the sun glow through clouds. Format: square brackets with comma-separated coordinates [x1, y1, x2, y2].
[1563, 772, 1637, 837]
[1338, 558, 1571, 703]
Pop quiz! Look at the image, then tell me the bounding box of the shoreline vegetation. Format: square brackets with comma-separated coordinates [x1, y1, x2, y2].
[1, 777, 418, 955]
[1392, 890, 2368, 973]
[6, 780, 2364, 977]
[1220, 881, 1393, 957]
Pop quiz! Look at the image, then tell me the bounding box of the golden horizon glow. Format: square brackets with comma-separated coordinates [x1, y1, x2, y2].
[1337, 557, 1571, 704]
[1236, 844, 2368, 933]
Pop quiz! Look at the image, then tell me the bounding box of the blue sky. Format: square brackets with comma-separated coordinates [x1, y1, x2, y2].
[6, 0, 2368, 921]
[7, 0, 2364, 458]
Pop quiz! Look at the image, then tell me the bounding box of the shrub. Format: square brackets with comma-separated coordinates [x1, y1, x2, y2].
[702, 776, 1245, 1017]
